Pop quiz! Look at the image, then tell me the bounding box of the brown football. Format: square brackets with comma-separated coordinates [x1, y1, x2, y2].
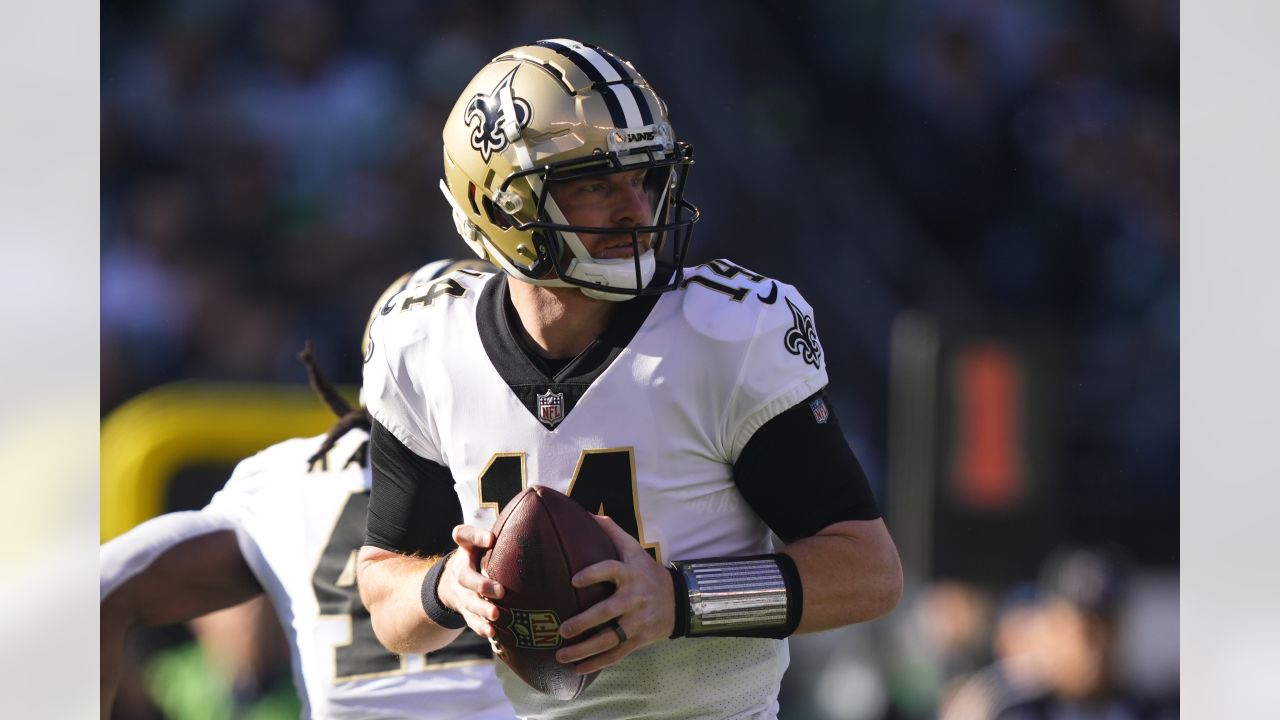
[481, 485, 618, 699]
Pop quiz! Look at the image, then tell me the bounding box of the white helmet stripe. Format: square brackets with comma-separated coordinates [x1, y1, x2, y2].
[539, 38, 645, 128]
[585, 44, 656, 125]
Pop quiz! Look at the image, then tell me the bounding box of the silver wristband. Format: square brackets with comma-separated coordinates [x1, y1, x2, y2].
[670, 554, 801, 638]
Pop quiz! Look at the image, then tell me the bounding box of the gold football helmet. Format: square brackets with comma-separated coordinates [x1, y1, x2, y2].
[439, 39, 699, 300]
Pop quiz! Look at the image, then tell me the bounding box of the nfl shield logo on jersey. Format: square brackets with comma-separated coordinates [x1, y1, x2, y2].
[537, 388, 565, 428]
[809, 396, 830, 424]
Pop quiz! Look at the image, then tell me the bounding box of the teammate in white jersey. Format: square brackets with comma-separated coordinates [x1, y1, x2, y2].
[101, 260, 514, 720]
[358, 40, 904, 719]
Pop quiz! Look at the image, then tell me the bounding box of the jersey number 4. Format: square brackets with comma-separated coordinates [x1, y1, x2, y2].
[478, 448, 661, 561]
[311, 492, 490, 682]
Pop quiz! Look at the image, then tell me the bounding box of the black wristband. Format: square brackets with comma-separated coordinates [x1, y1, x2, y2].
[420, 551, 467, 630]
[667, 565, 690, 639]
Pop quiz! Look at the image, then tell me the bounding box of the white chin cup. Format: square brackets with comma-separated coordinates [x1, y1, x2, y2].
[566, 249, 656, 302]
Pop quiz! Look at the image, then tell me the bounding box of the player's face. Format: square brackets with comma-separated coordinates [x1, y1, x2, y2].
[549, 168, 653, 259]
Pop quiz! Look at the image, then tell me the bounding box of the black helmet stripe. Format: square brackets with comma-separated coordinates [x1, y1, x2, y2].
[584, 43, 655, 126]
[536, 39, 650, 128]
[629, 84, 654, 126]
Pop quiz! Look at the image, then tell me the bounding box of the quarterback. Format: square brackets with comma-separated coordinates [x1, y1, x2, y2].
[100, 260, 514, 719]
[358, 40, 903, 718]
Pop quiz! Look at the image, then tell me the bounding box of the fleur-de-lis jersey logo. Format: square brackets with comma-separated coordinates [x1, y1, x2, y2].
[465, 67, 532, 163]
[783, 296, 823, 369]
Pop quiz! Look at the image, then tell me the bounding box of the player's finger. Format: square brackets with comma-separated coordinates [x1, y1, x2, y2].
[558, 595, 630, 638]
[454, 590, 502, 623]
[571, 642, 631, 674]
[452, 524, 495, 550]
[454, 563, 505, 599]
[462, 613, 497, 639]
[435, 574, 500, 631]
[555, 624, 622, 664]
[437, 569, 500, 620]
[570, 559, 628, 588]
[590, 514, 646, 557]
[447, 546, 505, 597]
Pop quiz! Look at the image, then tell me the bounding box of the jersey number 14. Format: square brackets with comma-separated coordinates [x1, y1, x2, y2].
[478, 448, 661, 561]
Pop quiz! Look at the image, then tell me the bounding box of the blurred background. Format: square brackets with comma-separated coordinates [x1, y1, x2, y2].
[100, 0, 1178, 718]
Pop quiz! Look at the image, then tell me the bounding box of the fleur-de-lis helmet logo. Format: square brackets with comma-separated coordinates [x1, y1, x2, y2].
[465, 67, 532, 163]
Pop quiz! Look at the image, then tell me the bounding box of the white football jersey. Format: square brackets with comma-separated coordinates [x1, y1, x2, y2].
[205, 428, 515, 719]
[364, 261, 829, 719]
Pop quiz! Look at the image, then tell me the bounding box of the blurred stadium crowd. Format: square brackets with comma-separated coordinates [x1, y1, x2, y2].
[101, 0, 1178, 717]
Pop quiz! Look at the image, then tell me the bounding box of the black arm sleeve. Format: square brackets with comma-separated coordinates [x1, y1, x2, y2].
[733, 389, 881, 543]
[365, 420, 462, 557]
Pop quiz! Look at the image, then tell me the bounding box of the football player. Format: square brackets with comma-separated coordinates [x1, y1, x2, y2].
[358, 40, 904, 718]
[100, 259, 515, 719]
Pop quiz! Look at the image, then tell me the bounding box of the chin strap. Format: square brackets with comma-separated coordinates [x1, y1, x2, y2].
[570, 249, 656, 301]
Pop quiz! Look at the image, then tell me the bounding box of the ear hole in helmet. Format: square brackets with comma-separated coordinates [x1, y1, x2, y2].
[481, 197, 512, 229]
[467, 182, 481, 215]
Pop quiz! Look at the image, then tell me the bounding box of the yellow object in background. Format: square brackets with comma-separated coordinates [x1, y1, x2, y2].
[100, 381, 357, 542]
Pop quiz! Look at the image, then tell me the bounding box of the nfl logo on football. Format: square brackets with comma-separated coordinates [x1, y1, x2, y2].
[509, 609, 562, 649]
[537, 389, 565, 428]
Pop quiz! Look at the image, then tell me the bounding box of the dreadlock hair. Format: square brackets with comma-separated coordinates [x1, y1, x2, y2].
[298, 340, 372, 465]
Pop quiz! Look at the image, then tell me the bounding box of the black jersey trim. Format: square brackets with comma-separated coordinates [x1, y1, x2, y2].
[732, 390, 881, 543]
[475, 269, 670, 431]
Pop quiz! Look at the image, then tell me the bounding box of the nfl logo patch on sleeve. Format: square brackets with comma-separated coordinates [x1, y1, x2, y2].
[809, 396, 829, 424]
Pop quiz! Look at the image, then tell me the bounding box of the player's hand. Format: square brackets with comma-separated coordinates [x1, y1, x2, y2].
[554, 515, 675, 673]
[436, 524, 505, 639]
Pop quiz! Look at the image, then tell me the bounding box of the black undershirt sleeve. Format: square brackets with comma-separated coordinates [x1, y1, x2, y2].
[365, 420, 462, 557]
[732, 389, 881, 544]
